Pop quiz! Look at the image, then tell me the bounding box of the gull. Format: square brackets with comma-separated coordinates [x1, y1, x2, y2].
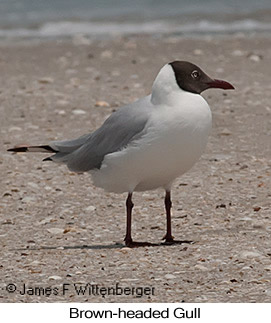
[8, 61, 234, 247]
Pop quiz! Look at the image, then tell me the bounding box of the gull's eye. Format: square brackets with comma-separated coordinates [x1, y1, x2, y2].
[191, 70, 200, 79]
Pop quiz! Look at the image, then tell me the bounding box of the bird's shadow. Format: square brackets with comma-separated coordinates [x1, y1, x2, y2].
[15, 243, 124, 251]
[15, 241, 193, 251]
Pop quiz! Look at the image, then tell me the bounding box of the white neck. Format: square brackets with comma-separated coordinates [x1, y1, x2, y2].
[151, 64, 186, 106]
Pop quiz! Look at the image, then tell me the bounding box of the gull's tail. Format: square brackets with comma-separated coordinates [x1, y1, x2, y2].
[7, 133, 92, 163]
[7, 145, 57, 153]
[7, 145, 57, 161]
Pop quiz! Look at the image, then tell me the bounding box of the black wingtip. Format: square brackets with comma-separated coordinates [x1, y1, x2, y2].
[7, 147, 28, 152]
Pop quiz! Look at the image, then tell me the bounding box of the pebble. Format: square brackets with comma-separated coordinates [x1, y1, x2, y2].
[224, 99, 232, 104]
[231, 50, 245, 56]
[21, 196, 37, 204]
[72, 109, 86, 115]
[8, 126, 22, 132]
[239, 251, 263, 259]
[120, 247, 131, 253]
[56, 99, 69, 107]
[219, 128, 232, 136]
[100, 50, 113, 59]
[39, 217, 53, 225]
[28, 260, 42, 266]
[48, 275, 62, 280]
[27, 182, 39, 189]
[195, 264, 209, 271]
[84, 205, 96, 212]
[95, 101, 110, 107]
[38, 77, 54, 84]
[47, 228, 64, 235]
[193, 49, 203, 55]
[26, 124, 39, 130]
[239, 217, 252, 222]
[63, 226, 79, 233]
[55, 109, 66, 115]
[248, 54, 262, 62]
[165, 274, 176, 279]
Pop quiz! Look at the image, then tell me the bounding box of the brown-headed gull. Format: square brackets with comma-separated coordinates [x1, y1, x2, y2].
[8, 61, 234, 247]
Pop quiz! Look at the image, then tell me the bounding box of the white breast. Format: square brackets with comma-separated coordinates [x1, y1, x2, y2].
[91, 91, 212, 193]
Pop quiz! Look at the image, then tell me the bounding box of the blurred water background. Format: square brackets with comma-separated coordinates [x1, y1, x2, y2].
[0, 0, 270, 39]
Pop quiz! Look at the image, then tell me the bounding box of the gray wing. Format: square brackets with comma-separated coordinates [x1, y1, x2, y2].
[49, 96, 151, 172]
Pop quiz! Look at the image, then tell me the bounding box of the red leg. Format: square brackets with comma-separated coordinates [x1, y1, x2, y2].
[124, 192, 133, 246]
[124, 193, 158, 248]
[162, 190, 193, 245]
[163, 190, 174, 242]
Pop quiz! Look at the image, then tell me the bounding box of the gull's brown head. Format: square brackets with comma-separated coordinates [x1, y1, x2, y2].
[169, 61, 234, 94]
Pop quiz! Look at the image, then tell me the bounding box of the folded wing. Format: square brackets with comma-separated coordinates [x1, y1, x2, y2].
[9, 97, 151, 172]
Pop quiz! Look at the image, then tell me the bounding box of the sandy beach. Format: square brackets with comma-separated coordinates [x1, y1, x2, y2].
[0, 34, 271, 302]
